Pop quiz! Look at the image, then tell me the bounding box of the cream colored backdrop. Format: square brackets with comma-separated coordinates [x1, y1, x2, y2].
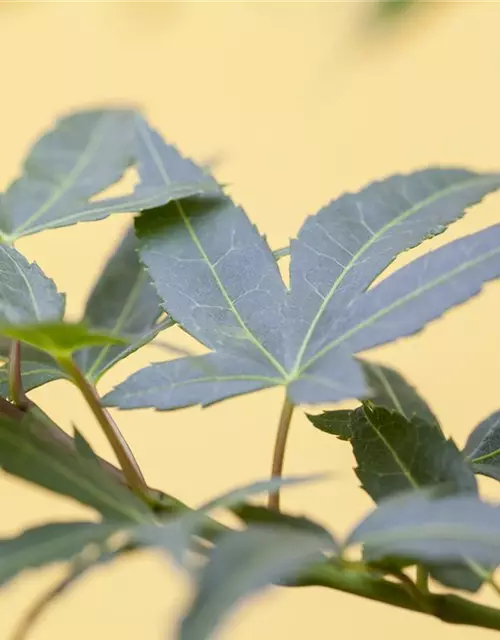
[1, 2, 500, 638]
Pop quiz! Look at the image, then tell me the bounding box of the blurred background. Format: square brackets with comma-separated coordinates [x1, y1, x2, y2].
[2, 1, 500, 638]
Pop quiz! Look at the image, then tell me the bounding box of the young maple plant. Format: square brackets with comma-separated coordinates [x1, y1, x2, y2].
[2, 108, 500, 640]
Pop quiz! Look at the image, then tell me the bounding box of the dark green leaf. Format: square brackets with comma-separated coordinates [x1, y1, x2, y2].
[307, 409, 352, 440]
[0, 322, 127, 359]
[347, 493, 500, 568]
[0, 416, 153, 522]
[75, 227, 163, 381]
[0, 521, 125, 589]
[179, 522, 335, 640]
[0, 245, 64, 324]
[348, 404, 476, 501]
[309, 391, 480, 591]
[290, 223, 500, 403]
[465, 411, 500, 481]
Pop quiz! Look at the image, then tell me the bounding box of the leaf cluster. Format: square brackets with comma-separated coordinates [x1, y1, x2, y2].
[1, 108, 500, 638]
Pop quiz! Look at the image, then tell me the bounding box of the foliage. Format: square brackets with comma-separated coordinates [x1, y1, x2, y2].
[1, 107, 500, 638]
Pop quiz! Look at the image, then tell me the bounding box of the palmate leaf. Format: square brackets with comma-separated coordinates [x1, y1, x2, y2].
[179, 520, 336, 640]
[103, 161, 500, 411]
[465, 411, 500, 481]
[308, 363, 481, 590]
[0, 416, 152, 522]
[0, 110, 219, 241]
[347, 492, 500, 569]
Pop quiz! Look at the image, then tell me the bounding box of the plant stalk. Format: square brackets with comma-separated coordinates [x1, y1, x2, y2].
[8, 341, 29, 410]
[293, 562, 500, 631]
[269, 396, 295, 511]
[59, 357, 147, 494]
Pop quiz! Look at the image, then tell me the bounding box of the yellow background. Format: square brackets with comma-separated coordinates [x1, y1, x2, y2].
[1, 1, 500, 638]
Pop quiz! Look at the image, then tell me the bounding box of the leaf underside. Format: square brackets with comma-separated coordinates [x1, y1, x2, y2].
[103, 163, 500, 411]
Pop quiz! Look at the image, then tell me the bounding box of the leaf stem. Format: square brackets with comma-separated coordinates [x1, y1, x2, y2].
[8, 341, 29, 410]
[269, 395, 295, 511]
[59, 357, 147, 494]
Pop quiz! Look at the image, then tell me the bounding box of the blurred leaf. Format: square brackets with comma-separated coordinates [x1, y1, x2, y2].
[0, 521, 124, 589]
[0, 416, 153, 522]
[466, 411, 500, 481]
[179, 522, 336, 640]
[348, 493, 500, 568]
[376, 0, 418, 21]
[0, 322, 126, 359]
[137, 475, 320, 567]
[360, 361, 438, 424]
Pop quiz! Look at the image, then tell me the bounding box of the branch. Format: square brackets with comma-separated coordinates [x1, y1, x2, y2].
[293, 562, 500, 631]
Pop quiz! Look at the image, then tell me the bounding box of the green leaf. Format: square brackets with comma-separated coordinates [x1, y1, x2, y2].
[0, 415, 153, 522]
[286, 169, 500, 400]
[347, 404, 476, 501]
[0, 110, 219, 240]
[290, 223, 500, 403]
[465, 411, 500, 481]
[0, 521, 125, 589]
[347, 493, 500, 569]
[308, 365, 481, 592]
[0, 322, 127, 359]
[179, 521, 336, 640]
[103, 192, 292, 409]
[376, 0, 418, 21]
[73, 427, 100, 464]
[359, 361, 438, 424]
[307, 409, 352, 440]
[105, 163, 500, 411]
[75, 227, 163, 382]
[0, 109, 137, 240]
[0, 244, 64, 325]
